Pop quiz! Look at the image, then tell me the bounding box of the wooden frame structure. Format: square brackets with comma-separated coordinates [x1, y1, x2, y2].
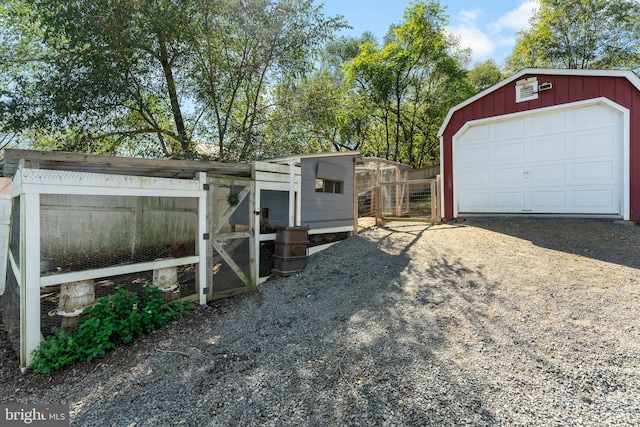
[9, 161, 208, 370]
[1, 150, 305, 370]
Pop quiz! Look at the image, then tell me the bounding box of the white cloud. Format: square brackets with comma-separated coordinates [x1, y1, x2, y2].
[487, 1, 538, 34]
[459, 8, 482, 24]
[447, 1, 539, 64]
[447, 24, 495, 60]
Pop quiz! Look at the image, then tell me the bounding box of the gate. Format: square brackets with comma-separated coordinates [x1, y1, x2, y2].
[206, 176, 255, 300]
[356, 158, 441, 226]
[379, 179, 439, 220]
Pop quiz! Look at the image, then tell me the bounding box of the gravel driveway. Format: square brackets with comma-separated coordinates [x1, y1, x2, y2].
[1, 218, 640, 426]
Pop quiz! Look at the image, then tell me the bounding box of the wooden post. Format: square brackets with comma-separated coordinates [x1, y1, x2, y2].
[248, 177, 256, 288]
[20, 191, 40, 371]
[375, 161, 381, 225]
[435, 175, 442, 222]
[352, 158, 358, 235]
[253, 179, 261, 286]
[197, 172, 208, 305]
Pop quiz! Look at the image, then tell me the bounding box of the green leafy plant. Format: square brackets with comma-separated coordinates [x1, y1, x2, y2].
[29, 329, 81, 374]
[227, 192, 240, 206]
[30, 283, 191, 373]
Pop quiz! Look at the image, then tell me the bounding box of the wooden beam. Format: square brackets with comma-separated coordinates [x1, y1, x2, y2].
[3, 149, 252, 179]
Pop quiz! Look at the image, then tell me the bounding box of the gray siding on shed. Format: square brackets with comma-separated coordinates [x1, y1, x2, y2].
[300, 155, 356, 229]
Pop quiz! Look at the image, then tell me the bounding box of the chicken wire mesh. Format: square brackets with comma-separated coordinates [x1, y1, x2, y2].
[35, 193, 200, 337]
[356, 169, 375, 218]
[40, 194, 198, 273]
[40, 266, 197, 338]
[381, 181, 433, 218]
[209, 181, 254, 293]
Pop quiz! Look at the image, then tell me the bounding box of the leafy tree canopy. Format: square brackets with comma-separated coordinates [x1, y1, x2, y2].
[343, 0, 473, 167]
[0, 0, 345, 159]
[506, 0, 640, 73]
[468, 59, 504, 93]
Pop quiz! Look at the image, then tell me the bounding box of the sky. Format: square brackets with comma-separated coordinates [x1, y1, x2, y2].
[315, 0, 539, 68]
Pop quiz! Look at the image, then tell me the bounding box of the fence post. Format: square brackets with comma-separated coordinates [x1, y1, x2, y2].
[20, 191, 40, 371]
[434, 175, 442, 222]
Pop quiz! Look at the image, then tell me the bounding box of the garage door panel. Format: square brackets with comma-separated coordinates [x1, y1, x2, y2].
[458, 146, 489, 166]
[455, 102, 622, 216]
[571, 161, 615, 181]
[458, 192, 490, 210]
[530, 137, 567, 159]
[572, 105, 617, 128]
[458, 169, 489, 188]
[570, 131, 616, 156]
[528, 110, 566, 131]
[494, 192, 525, 209]
[492, 167, 525, 186]
[572, 188, 617, 211]
[530, 164, 565, 183]
[461, 124, 489, 142]
[493, 118, 525, 138]
[531, 191, 566, 210]
[493, 142, 525, 163]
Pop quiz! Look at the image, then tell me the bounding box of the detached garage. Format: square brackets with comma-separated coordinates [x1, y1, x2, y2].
[438, 69, 640, 222]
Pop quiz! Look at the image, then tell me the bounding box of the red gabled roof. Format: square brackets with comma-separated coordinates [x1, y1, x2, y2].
[438, 68, 640, 138]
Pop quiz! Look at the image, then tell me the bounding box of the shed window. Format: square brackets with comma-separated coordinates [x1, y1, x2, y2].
[516, 77, 539, 103]
[315, 178, 343, 194]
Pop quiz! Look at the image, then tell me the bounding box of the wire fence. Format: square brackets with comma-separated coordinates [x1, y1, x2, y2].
[356, 159, 440, 225]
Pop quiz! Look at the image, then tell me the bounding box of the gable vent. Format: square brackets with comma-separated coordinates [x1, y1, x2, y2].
[516, 77, 539, 103]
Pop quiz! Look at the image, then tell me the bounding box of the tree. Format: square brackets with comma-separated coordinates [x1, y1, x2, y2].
[506, 0, 640, 72]
[261, 33, 377, 157]
[1, 0, 197, 156]
[0, 0, 344, 159]
[467, 60, 504, 93]
[188, 0, 345, 161]
[344, 0, 472, 167]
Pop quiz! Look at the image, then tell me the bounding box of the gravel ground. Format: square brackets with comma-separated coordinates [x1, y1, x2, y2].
[1, 218, 640, 426]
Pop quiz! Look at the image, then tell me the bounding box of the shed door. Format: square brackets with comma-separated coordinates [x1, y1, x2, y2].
[454, 102, 623, 216]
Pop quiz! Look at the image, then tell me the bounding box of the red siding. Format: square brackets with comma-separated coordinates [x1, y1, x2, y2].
[442, 73, 640, 221]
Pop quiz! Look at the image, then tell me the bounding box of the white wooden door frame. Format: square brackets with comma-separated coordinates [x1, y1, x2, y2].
[252, 160, 302, 281]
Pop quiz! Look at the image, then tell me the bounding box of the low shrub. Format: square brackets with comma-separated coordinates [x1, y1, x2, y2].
[30, 283, 191, 374]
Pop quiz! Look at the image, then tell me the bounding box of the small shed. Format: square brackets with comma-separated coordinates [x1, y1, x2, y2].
[438, 68, 640, 221]
[267, 151, 359, 252]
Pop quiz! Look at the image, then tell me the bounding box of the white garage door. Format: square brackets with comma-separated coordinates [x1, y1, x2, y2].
[454, 102, 623, 216]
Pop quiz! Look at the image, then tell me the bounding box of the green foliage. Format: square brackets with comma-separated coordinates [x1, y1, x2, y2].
[467, 60, 504, 94]
[342, 0, 473, 167]
[30, 283, 191, 373]
[0, 0, 346, 159]
[506, 0, 640, 72]
[28, 329, 81, 374]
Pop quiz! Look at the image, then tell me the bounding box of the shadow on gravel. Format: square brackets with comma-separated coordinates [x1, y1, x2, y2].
[0, 223, 536, 426]
[98, 227, 502, 426]
[465, 217, 640, 269]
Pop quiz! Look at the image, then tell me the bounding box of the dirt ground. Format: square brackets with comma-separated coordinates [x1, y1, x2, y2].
[1, 218, 639, 426]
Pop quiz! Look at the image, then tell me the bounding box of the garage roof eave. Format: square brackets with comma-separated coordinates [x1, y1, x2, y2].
[437, 68, 640, 139]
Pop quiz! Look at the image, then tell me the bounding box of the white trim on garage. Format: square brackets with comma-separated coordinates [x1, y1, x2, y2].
[451, 97, 630, 220]
[437, 69, 640, 139]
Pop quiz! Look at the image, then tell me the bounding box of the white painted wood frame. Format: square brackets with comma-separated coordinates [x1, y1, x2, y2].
[12, 165, 208, 369]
